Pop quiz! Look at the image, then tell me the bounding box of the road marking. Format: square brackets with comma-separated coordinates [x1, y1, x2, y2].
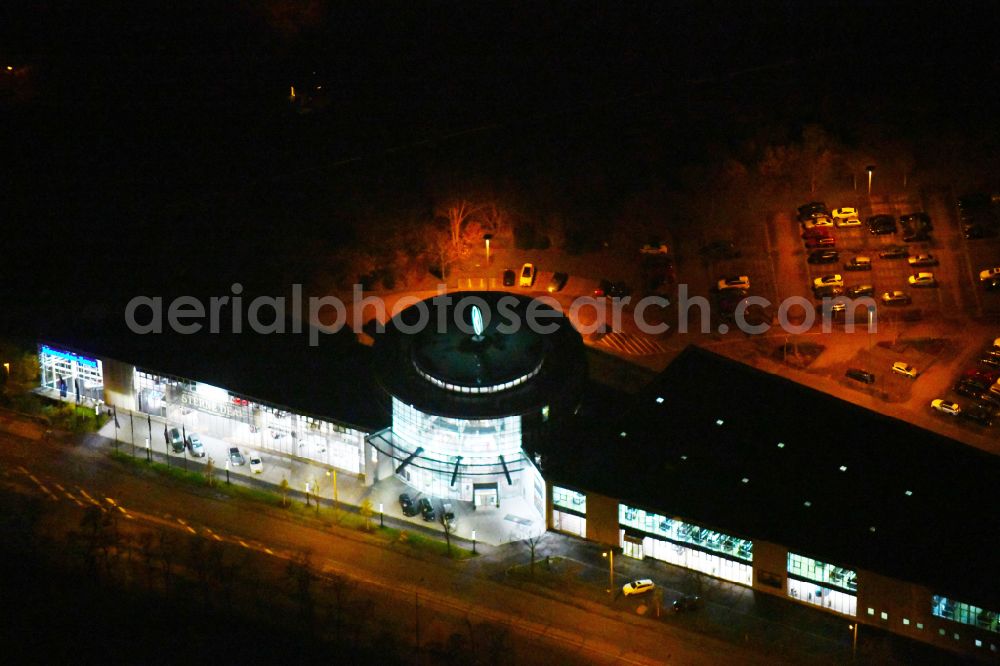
[105, 497, 118, 506]
[239, 540, 249, 548]
[264, 547, 274, 555]
[54, 483, 65, 492]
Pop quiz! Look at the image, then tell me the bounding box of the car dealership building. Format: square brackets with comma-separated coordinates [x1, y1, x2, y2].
[35, 295, 999, 660]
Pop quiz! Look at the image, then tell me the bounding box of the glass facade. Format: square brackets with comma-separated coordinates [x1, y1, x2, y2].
[552, 509, 586, 538]
[39, 345, 104, 403]
[933, 596, 999, 634]
[392, 398, 523, 465]
[552, 486, 586, 513]
[787, 553, 857, 616]
[618, 503, 753, 586]
[134, 370, 365, 473]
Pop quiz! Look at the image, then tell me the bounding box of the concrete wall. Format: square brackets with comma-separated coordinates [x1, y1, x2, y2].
[750, 539, 787, 596]
[583, 489, 619, 546]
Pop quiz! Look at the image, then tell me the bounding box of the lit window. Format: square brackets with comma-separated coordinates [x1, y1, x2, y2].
[916, 623, 923, 630]
[976, 640, 982, 647]
[939, 629, 946, 636]
[777, 442, 785, 448]
[954, 633, 959, 640]
[680, 455, 687, 461]
[803, 501, 812, 507]
[903, 618, 910, 625]
[881, 612, 888, 621]
[619, 431, 627, 438]
[655, 396, 664, 404]
[869, 526, 876, 533]
[904, 490, 913, 496]
[839, 465, 847, 472]
[715, 419, 724, 426]
[741, 478, 749, 484]
[867, 608, 875, 616]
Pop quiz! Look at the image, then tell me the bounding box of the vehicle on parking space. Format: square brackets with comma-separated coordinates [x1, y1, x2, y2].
[418, 497, 436, 522]
[801, 226, 831, 239]
[931, 399, 961, 416]
[980, 267, 1000, 282]
[699, 240, 741, 260]
[594, 279, 631, 297]
[832, 207, 858, 219]
[546, 271, 569, 293]
[813, 285, 844, 300]
[846, 368, 875, 384]
[846, 284, 875, 297]
[249, 454, 263, 473]
[640, 241, 670, 255]
[978, 391, 1000, 409]
[519, 263, 536, 287]
[813, 274, 844, 289]
[502, 268, 516, 287]
[983, 353, 1000, 369]
[878, 245, 909, 259]
[797, 202, 828, 221]
[867, 215, 897, 235]
[168, 427, 184, 453]
[900, 211, 933, 228]
[807, 249, 839, 264]
[908, 254, 938, 267]
[891, 361, 918, 378]
[902, 230, 931, 243]
[836, 216, 862, 228]
[717, 275, 750, 291]
[805, 235, 835, 248]
[908, 272, 937, 287]
[956, 379, 987, 397]
[881, 290, 911, 305]
[673, 595, 701, 612]
[963, 224, 991, 240]
[802, 215, 833, 228]
[994, 337, 1000, 350]
[399, 493, 419, 517]
[228, 447, 245, 466]
[961, 405, 995, 427]
[958, 192, 990, 210]
[622, 579, 656, 597]
[844, 256, 871, 271]
[186, 433, 206, 457]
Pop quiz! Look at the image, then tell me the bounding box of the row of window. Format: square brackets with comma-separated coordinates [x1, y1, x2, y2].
[932, 596, 999, 634]
[619, 504, 753, 562]
[787, 553, 857, 592]
[414, 360, 541, 394]
[552, 486, 586, 513]
[867, 607, 998, 652]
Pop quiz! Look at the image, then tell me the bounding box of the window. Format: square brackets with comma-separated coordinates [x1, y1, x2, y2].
[881, 612, 888, 621]
[867, 608, 875, 616]
[932, 595, 1000, 635]
[552, 486, 586, 513]
[787, 553, 857, 592]
[903, 618, 910, 626]
[916, 623, 923, 630]
[619, 504, 753, 562]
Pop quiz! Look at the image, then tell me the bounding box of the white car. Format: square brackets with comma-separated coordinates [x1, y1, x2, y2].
[835, 216, 862, 228]
[186, 433, 206, 458]
[979, 267, 1000, 282]
[717, 275, 750, 291]
[249, 455, 263, 474]
[907, 272, 937, 287]
[622, 579, 656, 596]
[832, 207, 859, 219]
[891, 361, 918, 378]
[519, 263, 536, 287]
[802, 216, 834, 229]
[813, 274, 844, 289]
[908, 254, 938, 267]
[931, 399, 961, 416]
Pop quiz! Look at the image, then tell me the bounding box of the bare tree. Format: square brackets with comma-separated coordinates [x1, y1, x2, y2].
[517, 529, 547, 576]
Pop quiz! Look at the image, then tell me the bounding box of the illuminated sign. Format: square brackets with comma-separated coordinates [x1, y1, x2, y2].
[471, 305, 485, 338]
[40, 345, 98, 368]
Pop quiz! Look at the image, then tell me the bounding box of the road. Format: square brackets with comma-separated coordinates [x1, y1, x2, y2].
[0, 430, 785, 666]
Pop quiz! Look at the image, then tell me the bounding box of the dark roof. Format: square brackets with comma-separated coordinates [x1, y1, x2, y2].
[373, 292, 586, 419]
[548, 345, 1000, 608]
[40, 315, 388, 432]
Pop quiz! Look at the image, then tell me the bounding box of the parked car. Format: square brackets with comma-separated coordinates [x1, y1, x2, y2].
[835, 216, 862, 228]
[846, 368, 876, 384]
[717, 275, 750, 291]
[867, 215, 897, 235]
[622, 579, 656, 597]
[902, 230, 931, 243]
[673, 595, 701, 612]
[168, 427, 184, 453]
[805, 235, 836, 249]
[891, 361, 918, 378]
[699, 240, 741, 260]
[979, 267, 1000, 282]
[881, 290, 911, 305]
[797, 201, 828, 221]
[844, 256, 871, 271]
[908, 272, 937, 287]
[546, 271, 569, 293]
[595, 279, 631, 297]
[961, 405, 995, 427]
[878, 245, 909, 259]
[908, 254, 938, 267]
[228, 447, 245, 466]
[399, 493, 419, 517]
[502, 268, 516, 287]
[955, 379, 987, 397]
[813, 285, 844, 299]
[832, 207, 858, 219]
[801, 226, 831, 239]
[186, 433, 206, 457]
[807, 249, 839, 264]
[418, 497, 436, 521]
[931, 399, 961, 416]
[519, 263, 536, 287]
[640, 241, 670, 255]
[813, 274, 844, 289]
[846, 284, 874, 297]
[802, 215, 833, 228]
[249, 454, 263, 473]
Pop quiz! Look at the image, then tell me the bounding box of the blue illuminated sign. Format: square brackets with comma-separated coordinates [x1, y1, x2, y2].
[40, 345, 98, 368]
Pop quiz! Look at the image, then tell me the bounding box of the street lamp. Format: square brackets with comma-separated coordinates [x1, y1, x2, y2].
[379, 502, 384, 528]
[848, 622, 859, 659]
[866, 165, 875, 196]
[602, 549, 615, 593]
[225, 459, 230, 485]
[483, 234, 493, 266]
[471, 529, 477, 554]
[326, 469, 338, 510]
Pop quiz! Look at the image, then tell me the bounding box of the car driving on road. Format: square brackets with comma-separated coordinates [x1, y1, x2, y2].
[249, 454, 263, 473]
[228, 447, 245, 466]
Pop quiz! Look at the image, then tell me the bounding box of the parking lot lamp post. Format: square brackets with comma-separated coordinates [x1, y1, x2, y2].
[866, 165, 875, 196]
[225, 459, 230, 485]
[484, 233, 493, 266]
[145, 438, 150, 462]
[602, 549, 614, 593]
[472, 530, 477, 554]
[379, 502, 384, 528]
[849, 622, 858, 660]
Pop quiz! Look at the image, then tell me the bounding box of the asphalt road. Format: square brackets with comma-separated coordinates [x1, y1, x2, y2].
[0, 430, 781, 666]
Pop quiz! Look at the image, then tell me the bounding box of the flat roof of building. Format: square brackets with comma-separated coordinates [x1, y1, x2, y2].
[547, 345, 1000, 608]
